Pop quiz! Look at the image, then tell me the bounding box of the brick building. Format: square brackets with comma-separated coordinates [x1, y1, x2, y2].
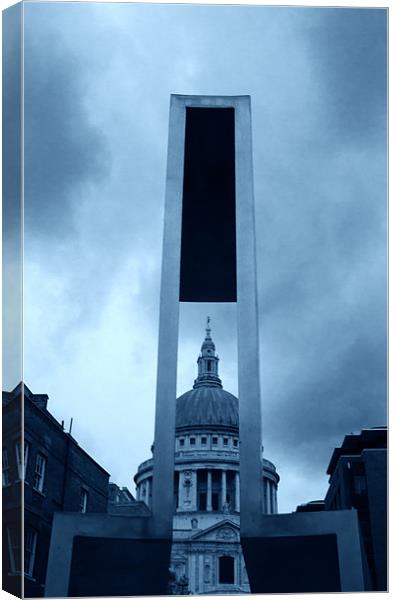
[324, 426, 387, 591]
[2, 383, 110, 597]
[296, 426, 387, 591]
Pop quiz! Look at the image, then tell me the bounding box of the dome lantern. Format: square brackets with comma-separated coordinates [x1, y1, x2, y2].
[194, 317, 222, 389]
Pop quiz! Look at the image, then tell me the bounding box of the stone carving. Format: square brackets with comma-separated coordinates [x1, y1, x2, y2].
[183, 471, 193, 498]
[216, 527, 236, 540]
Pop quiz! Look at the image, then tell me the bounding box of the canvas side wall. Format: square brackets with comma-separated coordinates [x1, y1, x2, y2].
[2, 3, 23, 598]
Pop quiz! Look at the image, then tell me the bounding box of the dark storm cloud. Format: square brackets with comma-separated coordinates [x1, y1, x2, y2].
[24, 30, 111, 237]
[305, 8, 387, 142]
[3, 3, 22, 242]
[250, 9, 387, 500]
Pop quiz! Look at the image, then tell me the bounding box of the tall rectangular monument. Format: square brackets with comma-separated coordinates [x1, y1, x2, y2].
[152, 95, 263, 541]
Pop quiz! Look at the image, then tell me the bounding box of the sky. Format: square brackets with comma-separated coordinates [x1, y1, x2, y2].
[3, 3, 387, 514]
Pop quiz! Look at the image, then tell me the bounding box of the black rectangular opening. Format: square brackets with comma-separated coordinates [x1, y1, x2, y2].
[219, 556, 234, 584]
[242, 534, 341, 593]
[198, 493, 207, 511]
[179, 107, 237, 302]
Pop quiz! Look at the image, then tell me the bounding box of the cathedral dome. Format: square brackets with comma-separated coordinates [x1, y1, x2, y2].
[176, 386, 239, 430]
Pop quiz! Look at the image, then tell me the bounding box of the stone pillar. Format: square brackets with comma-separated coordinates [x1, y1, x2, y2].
[198, 554, 204, 593]
[189, 554, 196, 594]
[270, 482, 275, 514]
[221, 470, 227, 509]
[207, 470, 212, 511]
[265, 479, 270, 514]
[176, 471, 182, 511]
[235, 472, 240, 512]
[146, 478, 151, 509]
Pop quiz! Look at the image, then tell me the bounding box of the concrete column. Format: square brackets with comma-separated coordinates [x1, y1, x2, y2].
[235, 96, 264, 535]
[151, 95, 185, 538]
[198, 554, 204, 593]
[221, 470, 227, 509]
[207, 470, 212, 511]
[235, 472, 240, 512]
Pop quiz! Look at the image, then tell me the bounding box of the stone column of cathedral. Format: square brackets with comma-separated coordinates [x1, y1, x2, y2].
[207, 470, 212, 511]
[235, 472, 240, 512]
[221, 470, 227, 508]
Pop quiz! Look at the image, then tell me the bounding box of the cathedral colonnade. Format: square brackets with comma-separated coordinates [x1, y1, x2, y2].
[135, 463, 278, 515]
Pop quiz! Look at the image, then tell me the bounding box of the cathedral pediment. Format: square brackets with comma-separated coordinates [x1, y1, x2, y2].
[190, 520, 240, 542]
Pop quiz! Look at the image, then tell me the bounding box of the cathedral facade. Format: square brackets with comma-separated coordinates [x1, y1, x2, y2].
[134, 322, 280, 594]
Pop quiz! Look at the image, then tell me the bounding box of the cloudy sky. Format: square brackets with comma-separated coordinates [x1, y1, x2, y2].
[4, 3, 387, 513]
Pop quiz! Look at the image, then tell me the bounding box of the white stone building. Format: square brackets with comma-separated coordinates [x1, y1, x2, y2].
[134, 321, 279, 594]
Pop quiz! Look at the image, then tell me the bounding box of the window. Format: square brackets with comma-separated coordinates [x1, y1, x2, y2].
[212, 493, 219, 511]
[233, 439, 238, 448]
[3, 448, 10, 486]
[7, 527, 21, 573]
[190, 437, 196, 446]
[207, 360, 212, 372]
[33, 453, 46, 492]
[15, 441, 30, 480]
[24, 528, 37, 576]
[219, 556, 234, 584]
[201, 437, 207, 445]
[179, 439, 185, 447]
[223, 438, 228, 446]
[80, 489, 88, 513]
[212, 437, 218, 446]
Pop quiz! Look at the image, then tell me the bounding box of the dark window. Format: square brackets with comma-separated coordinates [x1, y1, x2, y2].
[15, 441, 29, 480]
[7, 527, 21, 573]
[24, 527, 37, 576]
[33, 453, 46, 492]
[179, 439, 185, 447]
[223, 438, 228, 446]
[207, 361, 212, 372]
[201, 437, 207, 445]
[80, 489, 88, 513]
[212, 493, 219, 511]
[219, 556, 234, 584]
[233, 439, 238, 447]
[198, 493, 207, 511]
[212, 437, 218, 445]
[190, 437, 196, 446]
[2, 448, 10, 486]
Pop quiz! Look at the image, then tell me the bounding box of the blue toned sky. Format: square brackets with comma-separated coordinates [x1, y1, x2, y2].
[7, 3, 387, 512]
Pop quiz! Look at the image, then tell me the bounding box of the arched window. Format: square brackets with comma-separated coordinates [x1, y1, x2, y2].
[218, 556, 234, 584]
